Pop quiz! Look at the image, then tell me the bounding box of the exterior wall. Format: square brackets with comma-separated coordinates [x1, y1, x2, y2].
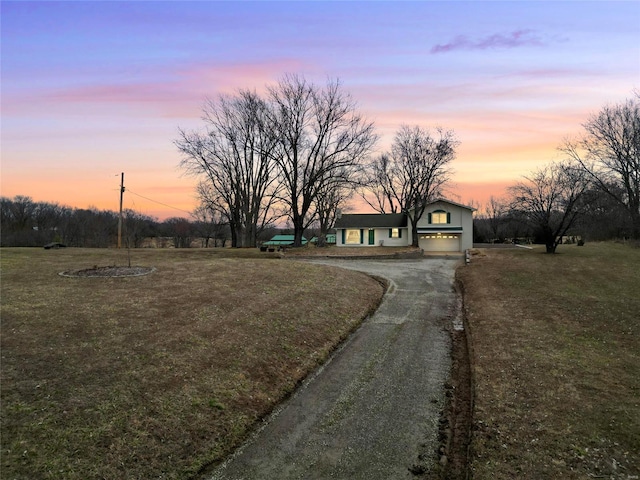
[415, 201, 467, 229]
[336, 228, 409, 247]
[460, 209, 473, 251]
[415, 201, 474, 252]
[376, 228, 408, 247]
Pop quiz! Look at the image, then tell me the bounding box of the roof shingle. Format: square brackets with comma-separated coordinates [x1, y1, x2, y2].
[334, 213, 407, 229]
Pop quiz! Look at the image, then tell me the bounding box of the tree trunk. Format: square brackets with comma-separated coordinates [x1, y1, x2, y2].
[241, 227, 256, 248]
[412, 223, 419, 248]
[291, 211, 305, 247]
[293, 227, 305, 248]
[316, 233, 327, 248]
[631, 210, 640, 240]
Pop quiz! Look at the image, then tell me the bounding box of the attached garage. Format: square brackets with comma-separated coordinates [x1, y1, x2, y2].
[419, 234, 460, 252]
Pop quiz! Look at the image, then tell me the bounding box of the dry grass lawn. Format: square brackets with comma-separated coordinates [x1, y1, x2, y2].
[457, 242, 640, 479]
[1, 247, 385, 479]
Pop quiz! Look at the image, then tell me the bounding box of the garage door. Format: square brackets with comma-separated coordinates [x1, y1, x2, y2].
[419, 234, 460, 252]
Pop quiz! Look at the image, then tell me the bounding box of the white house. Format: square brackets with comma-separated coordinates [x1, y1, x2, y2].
[335, 213, 408, 247]
[334, 199, 474, 253]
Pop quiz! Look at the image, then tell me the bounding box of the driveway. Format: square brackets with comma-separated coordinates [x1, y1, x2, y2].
[209, 257, 462, 480]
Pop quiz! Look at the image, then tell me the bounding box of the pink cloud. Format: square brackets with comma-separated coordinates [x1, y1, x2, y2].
[431, 30, 544, 54]
[3, 58, 311, 119]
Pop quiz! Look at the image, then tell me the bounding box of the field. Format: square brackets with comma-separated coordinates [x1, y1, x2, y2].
[0, 247, 385, 479]
[457, 243, 640, 479]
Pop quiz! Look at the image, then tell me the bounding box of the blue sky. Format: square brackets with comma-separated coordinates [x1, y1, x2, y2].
[2, 1, 639, 219]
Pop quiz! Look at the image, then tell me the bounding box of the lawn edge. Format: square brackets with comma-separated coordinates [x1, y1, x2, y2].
[194, 273, 390, 479]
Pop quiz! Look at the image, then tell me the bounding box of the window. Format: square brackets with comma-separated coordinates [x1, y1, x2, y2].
[389, 228, 401, 238]
[421, 234, 459, 239]
[429, 210, 450, 224]
[345, 229, 362, 244]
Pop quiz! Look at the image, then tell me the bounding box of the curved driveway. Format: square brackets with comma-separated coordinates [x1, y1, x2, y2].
[210, 257, 462, 480]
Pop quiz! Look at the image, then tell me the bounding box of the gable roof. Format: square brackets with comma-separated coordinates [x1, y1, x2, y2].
[334, 213, 407, 229]
[427, 198, 476, 211]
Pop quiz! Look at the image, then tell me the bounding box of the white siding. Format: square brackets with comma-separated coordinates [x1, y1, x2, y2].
[336, 228, 409, 247]
[415, 201, 474, 252]
[460, 209, 473, 251]
[376, 228, 409, 247]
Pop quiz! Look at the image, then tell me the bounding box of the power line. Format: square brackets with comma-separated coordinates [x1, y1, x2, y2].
[126, 189, 194, 217]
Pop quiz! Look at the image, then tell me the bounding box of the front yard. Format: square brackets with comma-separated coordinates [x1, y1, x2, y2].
[1, 248, 384, 479]
[457, 242, 640, 479]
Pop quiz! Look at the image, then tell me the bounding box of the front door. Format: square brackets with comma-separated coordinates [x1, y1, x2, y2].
[368, 229, 375, 245]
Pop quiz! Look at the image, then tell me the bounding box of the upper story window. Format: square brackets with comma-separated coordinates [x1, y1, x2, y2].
[430, 210, 450, 224]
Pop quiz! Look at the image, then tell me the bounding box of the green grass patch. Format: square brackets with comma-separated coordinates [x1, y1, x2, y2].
[1, 247, 384, 479]
[457, 242, 640, 479]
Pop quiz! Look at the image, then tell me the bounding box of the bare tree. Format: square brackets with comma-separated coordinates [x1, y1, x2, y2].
[177, 89, 280, 247]
[313, 181, 352, 247]
[0, 196, 36, 245]
[192, 203, 229, 247]
[162, 217, 193, 248]
[123, 209, 155, 248]
[562, 96, 640, 239]
[508, 162, 591, 253]
[266, 74, 377, 247]
[484, 196, 508, 243]
[363, 125, 458, 247]
[577, 186, 631, 241]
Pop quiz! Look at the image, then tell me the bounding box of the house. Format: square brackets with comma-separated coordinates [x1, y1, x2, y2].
[334, 199, 474, 253]
[335, 213, 408, 247]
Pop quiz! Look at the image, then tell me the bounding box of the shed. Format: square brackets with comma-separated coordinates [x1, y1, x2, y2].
[262, 235, 308, 246]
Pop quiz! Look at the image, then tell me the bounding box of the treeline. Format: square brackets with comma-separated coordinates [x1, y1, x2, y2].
[473, 187, 634, 245]
[0, 196, 233, 248]
[0, 195, 323, 248]
[473, 94, 639, 252]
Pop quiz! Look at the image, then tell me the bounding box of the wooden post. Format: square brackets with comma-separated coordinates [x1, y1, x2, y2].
[117, 172, 125, 248]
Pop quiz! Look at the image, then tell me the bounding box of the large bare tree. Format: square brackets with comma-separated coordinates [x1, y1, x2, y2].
[312, 180, 353, 247]
[177, 89, 280, 247]
[562, 96, 640, 239]
[508, 161, 591, 253]
[363, 125, 458, 247]
[266, 75, 377, 247]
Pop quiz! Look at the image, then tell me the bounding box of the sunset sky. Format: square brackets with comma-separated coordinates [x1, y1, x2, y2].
[2, 1, 639, 220]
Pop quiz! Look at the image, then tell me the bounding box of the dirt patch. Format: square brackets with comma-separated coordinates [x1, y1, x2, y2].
[59, 266, 156, 277]
[434, 282, 472, 480]
[435, 329, 472, 480]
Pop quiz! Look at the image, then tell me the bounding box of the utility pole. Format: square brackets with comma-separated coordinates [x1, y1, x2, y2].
[117, 172, 125, 248]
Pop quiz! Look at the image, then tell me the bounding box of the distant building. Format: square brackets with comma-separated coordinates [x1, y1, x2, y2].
[310, 233, 336, 245]
[262, 234, 308, 247]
